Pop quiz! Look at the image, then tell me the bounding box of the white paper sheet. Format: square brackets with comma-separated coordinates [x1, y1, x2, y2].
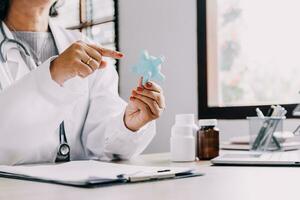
[0, 160, 193, 185]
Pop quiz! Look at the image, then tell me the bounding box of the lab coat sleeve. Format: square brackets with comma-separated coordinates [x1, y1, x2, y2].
[82, 65, 156, 161]
[0, 57, 86, 165]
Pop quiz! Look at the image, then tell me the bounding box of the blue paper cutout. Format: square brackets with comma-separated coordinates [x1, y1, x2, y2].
[132, 50, 165, 85]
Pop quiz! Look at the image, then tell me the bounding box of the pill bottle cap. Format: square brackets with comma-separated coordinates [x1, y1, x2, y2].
[175, 114, 195, 126]
[198, 119, 217, 127]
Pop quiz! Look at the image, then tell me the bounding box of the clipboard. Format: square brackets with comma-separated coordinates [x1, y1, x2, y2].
[0, 160, 203, 187]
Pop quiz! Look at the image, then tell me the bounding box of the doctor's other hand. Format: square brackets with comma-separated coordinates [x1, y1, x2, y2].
[124, 79, 166, 132]
[50, 41, 124, 85]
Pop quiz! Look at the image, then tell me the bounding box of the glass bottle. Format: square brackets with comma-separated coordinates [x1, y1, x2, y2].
[197, 119, 219, 160]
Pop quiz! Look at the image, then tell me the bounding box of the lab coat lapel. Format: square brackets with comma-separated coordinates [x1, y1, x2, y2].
[49, 19, 81, 54]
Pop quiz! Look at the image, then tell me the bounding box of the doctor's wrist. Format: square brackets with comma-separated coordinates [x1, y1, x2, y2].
[123, 113, 141, 132]
[50, 59, 66, 86]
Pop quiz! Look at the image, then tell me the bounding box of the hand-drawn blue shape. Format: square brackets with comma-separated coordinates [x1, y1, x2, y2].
[132, 50, 165, 85]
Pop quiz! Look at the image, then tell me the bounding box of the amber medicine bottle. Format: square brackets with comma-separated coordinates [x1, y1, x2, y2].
[197, 119, 219, 160]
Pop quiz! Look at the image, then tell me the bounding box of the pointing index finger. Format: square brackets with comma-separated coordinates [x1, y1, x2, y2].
[87, 44, 124, 59]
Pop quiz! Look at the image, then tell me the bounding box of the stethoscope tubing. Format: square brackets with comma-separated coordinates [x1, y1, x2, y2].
[0, 23, 31, 62]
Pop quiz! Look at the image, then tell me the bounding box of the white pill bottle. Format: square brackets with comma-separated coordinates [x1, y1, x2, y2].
[170, 114, 198, 162]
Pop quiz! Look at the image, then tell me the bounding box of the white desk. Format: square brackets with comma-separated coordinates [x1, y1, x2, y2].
[0, 153, 300, 200]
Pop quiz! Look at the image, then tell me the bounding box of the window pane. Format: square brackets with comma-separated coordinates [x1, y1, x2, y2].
[85, 0, 115, 22]
[51, 0, 117, 68]
[82, 24, 116, 67]
[91, 22, 115, 44]
[207, 0, 300, 107]
[52, 0, 80, 28]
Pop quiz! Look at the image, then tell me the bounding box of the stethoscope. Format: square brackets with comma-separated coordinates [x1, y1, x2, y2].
[0, 22, 70, 162]
[55, 122, 71, 162]
[0, 22, 31, 63]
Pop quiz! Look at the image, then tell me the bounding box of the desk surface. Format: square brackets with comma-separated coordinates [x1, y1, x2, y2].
[1, 153, 300, 200]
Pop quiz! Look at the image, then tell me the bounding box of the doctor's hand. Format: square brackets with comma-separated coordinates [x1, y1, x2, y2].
[124, 79, 166, 132]
[50, 41, 124, 85]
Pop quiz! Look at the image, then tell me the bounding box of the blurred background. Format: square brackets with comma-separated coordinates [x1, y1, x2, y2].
[53, 0, 300, 153]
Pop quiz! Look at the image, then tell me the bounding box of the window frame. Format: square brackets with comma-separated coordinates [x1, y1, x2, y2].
[66, 0, 118, 45]
[197, 0, 299, 119]
[64, 0, 119, 72]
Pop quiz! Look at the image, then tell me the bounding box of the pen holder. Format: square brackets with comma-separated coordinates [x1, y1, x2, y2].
[247, 117, 285, 152]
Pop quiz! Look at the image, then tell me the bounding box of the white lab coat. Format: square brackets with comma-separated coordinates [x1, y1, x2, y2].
[0, 21, 156, 165]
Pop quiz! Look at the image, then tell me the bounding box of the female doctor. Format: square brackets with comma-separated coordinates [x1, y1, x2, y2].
[0, 0, 165, 165]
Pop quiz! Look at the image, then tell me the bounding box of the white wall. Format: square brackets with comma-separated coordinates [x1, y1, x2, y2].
[118, 0, 300, 153]
[118, 0, 198, 153]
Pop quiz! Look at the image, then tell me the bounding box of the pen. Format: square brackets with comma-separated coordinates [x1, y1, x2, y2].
[271, 105, 279, 117]
[117, 174, 125, 178]
[256, 108, 265, 118]
[157, 169, 171, 173]
[252, 105, 287, 150]
[252, 118, 271, 150]
[252, 106, 280, 150]
[266, 106, 274, 117]
[260, 106, 287, 150]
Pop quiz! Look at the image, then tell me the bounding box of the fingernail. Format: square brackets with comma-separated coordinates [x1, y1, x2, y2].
[130, 96, 135, 101]
[118, 53, 124, 57]
[137, 87, 144, 92]
[132, 90, 137, 95]
[146, 82, 152, 87]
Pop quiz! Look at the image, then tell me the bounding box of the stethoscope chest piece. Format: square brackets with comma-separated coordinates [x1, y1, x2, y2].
[55, 122, 70, 163]
[56, 143, 70, 162]
[59, 143, 70, 156]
